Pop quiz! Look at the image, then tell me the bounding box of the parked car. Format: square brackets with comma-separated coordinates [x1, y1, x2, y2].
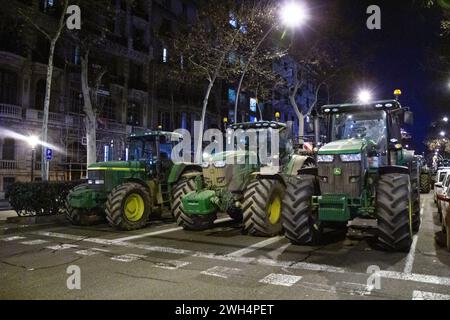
[437, 182, 450, 251]
[434, 168, 450, 209]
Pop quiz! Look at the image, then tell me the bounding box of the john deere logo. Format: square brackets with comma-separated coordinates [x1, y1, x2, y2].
[333, 168, 342, 176]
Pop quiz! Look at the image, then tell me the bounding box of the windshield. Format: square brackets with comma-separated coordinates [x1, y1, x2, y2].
[331, 110, 387, 148]
[128, 135, 175, 161]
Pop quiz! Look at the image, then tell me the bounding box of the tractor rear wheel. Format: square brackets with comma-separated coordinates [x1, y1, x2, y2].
[105, 183, 151, 231]
[281, 175, 319, 245]
[172, 173, 214, 230]
[242, 179, 284, 237]
[420, 174, 431, 193]
[376, 174, 413, 252]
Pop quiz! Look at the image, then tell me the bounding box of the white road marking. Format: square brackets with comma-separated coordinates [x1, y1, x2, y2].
[257, 258, 346, 273]
[91, 248, 110, 253]
[112, 217, 232, 242]
[377, 270, 450, 286]
[20, 240, 48, 245]
[404, 234, 419, 274]
[259, 273, 302, 287]
[201, 266, 241, 279]
[227, 236, 284, 257]
[152, 260, 190, 270]
[1, 236, 26, 242]
[46, 244, 79, 251]
[36, 232, 85, 241]
[334, 282, 373, 296]
[403, 206, 423, 274]
[267, 243, 291, 260]
[75, 249, 100, 256]
[412, 290, 450, 300]
[111, 253, 146, 263]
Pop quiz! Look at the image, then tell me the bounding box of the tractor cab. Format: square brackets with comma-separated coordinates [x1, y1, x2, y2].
[128, 131, 182, 180]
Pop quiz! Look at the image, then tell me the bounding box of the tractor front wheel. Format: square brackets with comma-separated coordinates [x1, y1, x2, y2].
[282, 176, 319, 245]
[242, 179, 284, 237]
[172, 173, 214, 230]
[105, 183, 151, 231]
[376, 174, 413, 252]
[420, 174, 431, 193]
[65, 204, 104, 226]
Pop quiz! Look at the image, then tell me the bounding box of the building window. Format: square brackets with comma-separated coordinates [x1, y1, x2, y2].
[3, 177, 15, 193]
[159, 111, 171, 130]
[0, 69, 17, 105]
[228, 88, 236, 103]
[72, 46, 80, 65]
[2, 138, 15, 160]
[127, 102, 141, 126]
[35, 80, 46, 110]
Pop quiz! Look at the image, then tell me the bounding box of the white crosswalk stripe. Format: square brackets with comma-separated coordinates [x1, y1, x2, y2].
[75, 249, 100, 256]
[201, 266, 241, 279]
[20, 239, 48, 245]
[412, 290, 450, 300]
[2, 236, 26, 242]
[46, 244, 79, 251]
[152, 260, 190, 270]
[259, 273, 302, 287]
[111, 254, 147, 262]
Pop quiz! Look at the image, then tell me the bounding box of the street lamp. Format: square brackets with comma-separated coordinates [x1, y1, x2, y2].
[233, 1, 309, 122]
[440, 131, 446, 137]
[28, 135, 39, 182]
[443, 116, 448, 123]
[357, 89, 373, 103]
[280, 1, 309, 29]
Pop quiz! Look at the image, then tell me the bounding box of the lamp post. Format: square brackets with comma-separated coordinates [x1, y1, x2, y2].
[28, 136, 39, 182]
[233, 1, 309, 122]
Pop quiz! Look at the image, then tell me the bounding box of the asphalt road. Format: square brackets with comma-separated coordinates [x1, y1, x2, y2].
[0, 193, 449, 300]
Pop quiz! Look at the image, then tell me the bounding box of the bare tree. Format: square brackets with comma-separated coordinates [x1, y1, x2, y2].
[19, 0, 69, 180]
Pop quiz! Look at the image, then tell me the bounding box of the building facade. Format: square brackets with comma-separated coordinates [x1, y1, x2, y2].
[0, 0, 317, 198]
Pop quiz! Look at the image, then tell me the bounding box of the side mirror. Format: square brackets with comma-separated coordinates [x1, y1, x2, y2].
[436, 182, 443, 188]
[404, 111, 413, 126]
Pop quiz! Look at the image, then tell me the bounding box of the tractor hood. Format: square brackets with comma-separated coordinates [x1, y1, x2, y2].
[318, 138, 366, 155]
[88, 161, 146, 171]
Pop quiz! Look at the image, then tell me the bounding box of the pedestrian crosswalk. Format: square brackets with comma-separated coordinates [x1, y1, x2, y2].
[1, 233, 450, 299]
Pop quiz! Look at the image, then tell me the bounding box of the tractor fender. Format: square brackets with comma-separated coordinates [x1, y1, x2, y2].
[253, 172, 287, 187]
[123, 178, 151, 191]
[168, 163, 202, 186]
[284, 155, 315, 176]
[379, 165, 410, 176]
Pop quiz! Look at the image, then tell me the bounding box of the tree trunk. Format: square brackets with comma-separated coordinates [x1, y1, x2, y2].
[40, 39, 56, 181]
[81, 55, 97, 166]
[195, 80, 214, 163]
[289, 83, 305, 144]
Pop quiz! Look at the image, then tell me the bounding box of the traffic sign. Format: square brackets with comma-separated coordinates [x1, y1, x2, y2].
[46, 148, 53, 161]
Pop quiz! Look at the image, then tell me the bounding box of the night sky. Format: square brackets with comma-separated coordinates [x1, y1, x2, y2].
[305, 0, 446, 153]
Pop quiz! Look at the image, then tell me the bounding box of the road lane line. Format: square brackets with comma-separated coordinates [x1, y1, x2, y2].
[257, 258, 346, 273]
[75, 249, 99, 256]
[201, 266, 241, 279]
[403, 206, 423, 274]
[152, 260, 190, 270]
[46, 244, 79, 251]
[378, 270, 450, 286]
[112, 217, 233, 242]
[20, 240, 48, 245]
[1, 236, 26, 241]
[334, 281, 373, 296]
[111, 253, 146, 262]
[259, 273, 302, 287]
[412, 290, 450, 300]
[227, 236, 284, 257]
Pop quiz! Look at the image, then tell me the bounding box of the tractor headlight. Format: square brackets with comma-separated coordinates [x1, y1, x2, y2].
[94, 180, 105, 185]
[88, 180, 94, 185]
[201, 162, 210, 168]
[213, 160, 226, 168]
[317, 155, 334, 163]
[340, 154, 362, 162]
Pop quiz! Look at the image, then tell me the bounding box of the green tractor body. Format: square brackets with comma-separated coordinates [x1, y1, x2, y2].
[171, 121, 314, 235]
[66, 130, 191, 230]
[282, 100, 420, 251]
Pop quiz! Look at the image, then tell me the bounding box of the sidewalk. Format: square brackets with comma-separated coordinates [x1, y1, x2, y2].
[0, 210, 18, 221]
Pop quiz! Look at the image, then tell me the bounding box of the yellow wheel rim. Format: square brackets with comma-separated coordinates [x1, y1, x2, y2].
[124, 193, 145, 222]
[268, 196, 281, 225]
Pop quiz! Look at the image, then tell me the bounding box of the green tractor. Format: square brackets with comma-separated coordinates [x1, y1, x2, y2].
[170, 121, 314, 236]
[66, 130, 198, 230]
[281, 100, 420, 252]
[417, 156, 432, 193]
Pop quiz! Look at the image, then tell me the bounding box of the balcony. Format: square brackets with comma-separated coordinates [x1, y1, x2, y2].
[0, 104, 22, 120]
[0, 160, 20, 170]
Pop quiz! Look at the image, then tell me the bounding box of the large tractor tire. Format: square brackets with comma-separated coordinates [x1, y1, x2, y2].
[376, 174, 413, 252]
[242, 179, 285, 237]
[420, 173, 431, 194]
[281, 176, 319, 245]
[410, 171, 421, 234]
[172, 173, 214, 230]
[105, 182, 151, 231]
[65, 184, 104, 226]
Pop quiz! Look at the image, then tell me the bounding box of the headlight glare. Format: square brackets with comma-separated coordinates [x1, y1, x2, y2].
[317, 155, 334, 163]
[213, 160, 226, 168]
[201, 162, 210, 168]
[340, 154, 362, 162]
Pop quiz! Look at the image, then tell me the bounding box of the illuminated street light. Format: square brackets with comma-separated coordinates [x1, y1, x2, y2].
[280, 1, 309, 29]
[28, 135, 39, 182]
[443, 116, 449, 122]
[440, 131, 446, 137]
[357, 89, 373, 103]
